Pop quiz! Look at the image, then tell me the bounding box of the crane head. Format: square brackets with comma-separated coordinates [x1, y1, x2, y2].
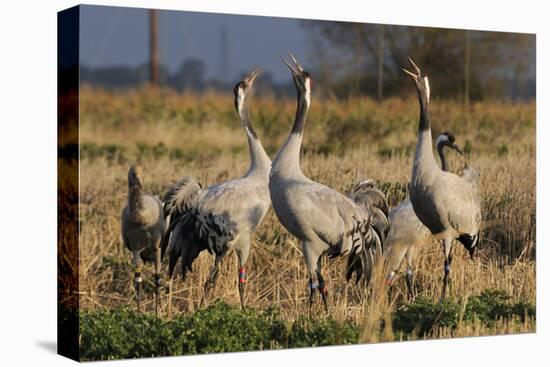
[233, 67, 261, 113]
[128, 165, 144, 188]
[402, 57, 430, 103]
[436, 131, 464, 156]
[282, 51, 311, 98]
[436, 131, 464, 155]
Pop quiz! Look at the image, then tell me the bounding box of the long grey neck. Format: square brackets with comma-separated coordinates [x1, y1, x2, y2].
[273, 94, 310, 176]
[245, 134, 271, 177]
[437, 143, 449, 172]
[128, 185, 144, 221]
[239, 103, 271, 177]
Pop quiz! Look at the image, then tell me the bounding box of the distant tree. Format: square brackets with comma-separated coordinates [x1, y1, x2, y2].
[80, 63, 169, 89]
[302, 21, 535, 101]
[80, 65, 141, 89]
[137, 63, 170, 85]
[171, 58, 206, 91]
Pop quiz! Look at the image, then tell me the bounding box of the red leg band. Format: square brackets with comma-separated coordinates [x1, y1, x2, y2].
[239, 267, 246, 283]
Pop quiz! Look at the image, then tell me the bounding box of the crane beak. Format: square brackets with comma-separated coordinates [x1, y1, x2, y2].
[288, 51, 304, 72]
[244, 67, 261, 86]
[402, 67, 417, 79]
[282, 51, 304, 76]
[402, 57, 422, 79]
[282, 56, 298, 76]
[452, 143, 464, 156]
[408, 57, 421, 74]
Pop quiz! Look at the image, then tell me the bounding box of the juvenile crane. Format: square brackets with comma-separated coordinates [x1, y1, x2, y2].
[403, 59, 481, 300]
[162, 68, 271, 309]
[384, 132, 465, 300]
[269, 53, 389, 312]
[121, 165, 166, 315]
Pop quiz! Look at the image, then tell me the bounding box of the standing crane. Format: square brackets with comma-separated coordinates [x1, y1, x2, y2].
[121, 165, 166, 315]
[269, 53, 389, 313]
[403, 58, 481, 300]
[384, 132, 466, 300]
[161, 68, 271, 310]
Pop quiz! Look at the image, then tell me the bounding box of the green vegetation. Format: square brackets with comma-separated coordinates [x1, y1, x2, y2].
[78, 290, 535, 360]
[79, 300, 358, 360]
[392, 290, 535, 336]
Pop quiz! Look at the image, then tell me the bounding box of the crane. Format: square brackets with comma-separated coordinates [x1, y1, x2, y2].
[403, 58, 481, 300]
[269, 53, 388, 312]
[121, 165, 166, 315]
[161, 68, 271, 310]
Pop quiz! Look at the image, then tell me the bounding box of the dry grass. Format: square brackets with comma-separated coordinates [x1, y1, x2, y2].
[74, 86, 535, 340]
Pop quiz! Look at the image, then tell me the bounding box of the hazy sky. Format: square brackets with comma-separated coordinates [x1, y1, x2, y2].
[80, 5, 309, 83]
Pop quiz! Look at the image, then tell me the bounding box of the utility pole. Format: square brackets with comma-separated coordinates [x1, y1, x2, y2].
[464, 30, 471, 108]
[149, 9, 159, 86]
[377, 25, 385, 101]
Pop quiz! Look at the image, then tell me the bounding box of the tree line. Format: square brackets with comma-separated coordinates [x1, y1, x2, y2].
[81, 23, 534, 101]
[80, 58, 296, 97]
[302, 21, 535, 101]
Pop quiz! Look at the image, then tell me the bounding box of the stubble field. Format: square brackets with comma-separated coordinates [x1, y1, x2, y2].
[70, 86, 535, 359]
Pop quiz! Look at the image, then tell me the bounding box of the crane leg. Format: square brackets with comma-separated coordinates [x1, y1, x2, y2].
[132, 251, 143, 313]
[238, 269, 247, 310]
[405, 266, 415, 302]
[308, 276, 318, 317]
[318, 273, 329, 313]
[167, 275, 173, 319]
[154, 242, 162, 317]
[316, 258, 329, 313]
[236, 243, 251, 310]
[440, 239, 453, 302]
[405, 246, 417, 302]
[302, 241, 321, 317]
[200, 256, 221, 308]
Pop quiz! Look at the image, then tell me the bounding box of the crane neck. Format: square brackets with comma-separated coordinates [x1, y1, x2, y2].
[245, 134, 271, 177]
[413, 88, 437, 175]
[416, 83, 431, 132]
[437, 143, 449, 172]
[128, 185, 144, 221]
[272, 93, 310, 176]
[239, 98, 258, 141]
[238, 100, 271, 176]
[291, 91, 310, 135]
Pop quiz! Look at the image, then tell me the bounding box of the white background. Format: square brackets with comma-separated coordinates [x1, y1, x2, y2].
[0, 0, 546, 366]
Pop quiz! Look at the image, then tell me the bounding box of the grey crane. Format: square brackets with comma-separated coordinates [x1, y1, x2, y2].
[121, 165, 166, 315]
[269, 53, 389, 312]
[384, 132, 465, 300]
[403, 58, 481, 300]
[161, 68, 271, 310]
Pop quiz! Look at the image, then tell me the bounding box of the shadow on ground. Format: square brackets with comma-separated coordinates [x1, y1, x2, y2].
[36, 340, 57, 354]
